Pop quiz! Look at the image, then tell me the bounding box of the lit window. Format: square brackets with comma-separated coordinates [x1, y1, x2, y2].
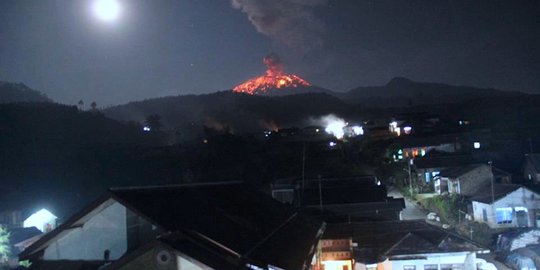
[421, 149, 426, 156]
[424, 265, 438, 270]
[404, 266, 416, 270]
[496, 207, 513, 224]
[473, 142, 481, 149]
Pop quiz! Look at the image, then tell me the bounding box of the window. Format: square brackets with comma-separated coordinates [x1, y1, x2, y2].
[482, 209, 487, 222]
[496, 207, 513, 224]
[403, 266, 416, 270]
[425, 172, 431, 182]
[440, 264, 463, 270]
[424, 265, 438, 270]
[473, 142, 481, 149]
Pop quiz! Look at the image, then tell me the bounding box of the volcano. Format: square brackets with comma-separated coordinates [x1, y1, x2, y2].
[232, 53, 312, 95]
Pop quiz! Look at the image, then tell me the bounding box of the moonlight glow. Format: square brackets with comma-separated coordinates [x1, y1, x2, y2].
[93, 0, 121, 22]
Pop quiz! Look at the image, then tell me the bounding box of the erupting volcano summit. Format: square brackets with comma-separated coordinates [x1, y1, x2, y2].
[233, 53, 311, 95]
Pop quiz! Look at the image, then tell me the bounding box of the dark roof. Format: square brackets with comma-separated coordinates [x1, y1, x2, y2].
[413, 154, 476, 169]
[23, 182, 323, 270]
[300, 185, 388, 205]
[470, 184, 523, 204]
[526, 154, 540, 170]
[298, 177, 387, 205]
[324, 221, 486, 264]
[110, 182, 322, 270]
[8, 227, 42, 255]
[438, 164, 486, 179]
[396, 135, 457, 149]
[9, 227, 42, 245]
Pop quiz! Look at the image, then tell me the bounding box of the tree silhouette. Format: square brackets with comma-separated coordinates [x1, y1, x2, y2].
[78, 100, 84, 110]
[0, 225, 10, 264]
[90, 101, 97, 111]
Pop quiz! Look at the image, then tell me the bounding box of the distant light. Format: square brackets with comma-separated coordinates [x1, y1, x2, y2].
[377, 180, 381, 186]
[390, 121, 398, 128]
[329, 141, 337, 147]
[459, 121, 463, 125]
[143, 126, 151, 132]
[352, 126, 364, 136]
[93, 0, 121, 22]
[403, 126, 412, 134]
[474, 142, 481, 149]
[24, 209, 57, 233]
[315, 128, 320, 133]
[203, 139, 208, 144]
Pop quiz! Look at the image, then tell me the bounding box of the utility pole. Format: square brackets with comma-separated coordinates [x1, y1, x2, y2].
[489, 161, 494, 204]
[318, 175, 323, 212]
[408, 158, 413, 196]
[302, 142, 306, 192]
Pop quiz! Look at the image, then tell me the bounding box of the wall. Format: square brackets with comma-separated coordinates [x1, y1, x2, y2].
[43, 201, 127, 260]
[389, 252, 475, 270]
[524, 160, 540, 184]
[451, 165, 492, 196]
[473, 187, 540, 228]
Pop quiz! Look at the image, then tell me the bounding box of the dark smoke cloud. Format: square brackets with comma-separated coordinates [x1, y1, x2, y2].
[263, 53, 283, 74]
[231, 0, 328, 51]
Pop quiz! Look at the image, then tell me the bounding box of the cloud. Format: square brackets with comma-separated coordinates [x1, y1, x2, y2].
[231, 0, 327, 52]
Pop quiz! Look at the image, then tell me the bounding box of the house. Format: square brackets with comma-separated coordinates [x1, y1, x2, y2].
[23, 208, 57, 233]
[319, 238, 354, 270]
[412, 154, 476, 191]
[323, 220, 488, 270]
[433, 164, 493, 195]
[271, 176, 405, 221]
[471, 184, 540, 228]
[392, 135, 460, 161]
[524, 154, 540, 183]
[20, 182, 325, 270]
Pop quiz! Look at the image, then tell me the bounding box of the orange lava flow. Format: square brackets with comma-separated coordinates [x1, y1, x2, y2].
[233, 53, 311, 95]
[232, 73, 311, 95]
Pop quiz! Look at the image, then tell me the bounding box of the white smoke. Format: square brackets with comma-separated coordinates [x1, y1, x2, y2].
[311, 114, 347, 139]
[231, 0, 327, 51]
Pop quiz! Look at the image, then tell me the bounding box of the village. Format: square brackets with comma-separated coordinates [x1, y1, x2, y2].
[1, 108, 539, 270]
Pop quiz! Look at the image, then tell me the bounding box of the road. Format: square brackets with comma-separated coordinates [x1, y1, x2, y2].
[387, 186, 426, 220]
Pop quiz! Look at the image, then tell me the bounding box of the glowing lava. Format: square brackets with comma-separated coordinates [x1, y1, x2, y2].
[233, 53, 311, 95]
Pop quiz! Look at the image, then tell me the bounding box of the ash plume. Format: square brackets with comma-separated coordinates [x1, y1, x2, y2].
[263, 53, 284, 75]
[231, 0, 327, 51]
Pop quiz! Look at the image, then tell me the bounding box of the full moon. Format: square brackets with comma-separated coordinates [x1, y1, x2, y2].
[93, 0, 121, 22]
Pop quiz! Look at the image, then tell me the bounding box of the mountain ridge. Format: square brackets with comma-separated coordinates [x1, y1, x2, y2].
[0, 81, 52, 103]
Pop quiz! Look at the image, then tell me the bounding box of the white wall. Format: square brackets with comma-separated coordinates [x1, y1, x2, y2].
[43, 202, 127, 260]
[177, 254, 209, 270]
[390, 252, 475, 270]
[355, 252, 476, 270]
[473, 187, 540, 228]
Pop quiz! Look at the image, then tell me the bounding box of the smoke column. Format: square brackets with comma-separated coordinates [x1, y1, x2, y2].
[263, 53, 284, 75]
[231, 0, 327, 51]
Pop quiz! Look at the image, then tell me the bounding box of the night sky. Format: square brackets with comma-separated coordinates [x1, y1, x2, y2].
[1, 0, 539, 105]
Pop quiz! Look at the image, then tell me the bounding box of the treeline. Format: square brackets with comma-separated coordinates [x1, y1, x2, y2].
[0, 82, 52, 103]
